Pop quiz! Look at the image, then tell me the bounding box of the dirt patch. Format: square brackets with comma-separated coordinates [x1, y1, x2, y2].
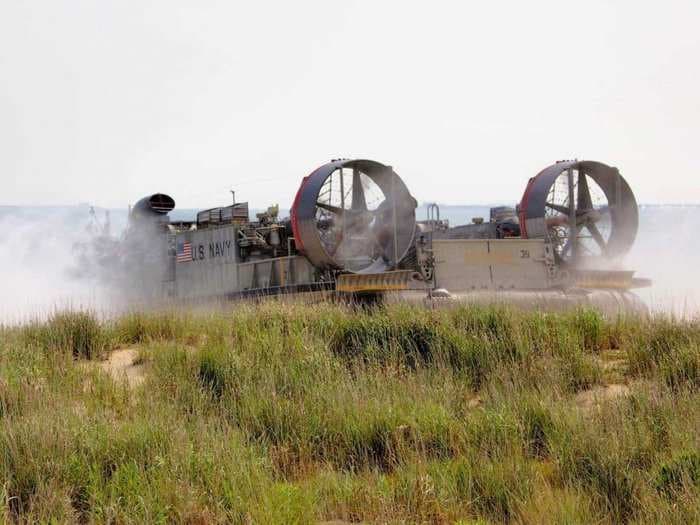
[575, 383, 630, 411]
[100, 348, 145, 388]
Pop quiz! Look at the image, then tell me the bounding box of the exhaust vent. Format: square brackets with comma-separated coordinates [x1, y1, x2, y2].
[131, 193, 175, 217]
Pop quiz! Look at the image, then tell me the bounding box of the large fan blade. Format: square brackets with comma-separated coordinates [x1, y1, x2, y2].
[577, 170, 593, 211]
[546, 202, 571, 215]
[586, 222, 608, 254]
[316, 201, 344, 216]
[371, 198, 391, 217]
[566, 168, 577, 259]
[351, 168, 367, 211]
[561, 224, 582, 258]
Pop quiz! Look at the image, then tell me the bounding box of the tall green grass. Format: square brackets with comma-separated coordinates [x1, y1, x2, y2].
[0, 303, 698, 523]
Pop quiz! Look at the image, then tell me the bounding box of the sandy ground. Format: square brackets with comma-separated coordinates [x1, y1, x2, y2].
[99, 348, 145, 387]
[575, 384, 631, 411]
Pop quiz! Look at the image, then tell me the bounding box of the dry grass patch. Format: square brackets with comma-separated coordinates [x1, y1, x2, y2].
[1, 303, 699, 523]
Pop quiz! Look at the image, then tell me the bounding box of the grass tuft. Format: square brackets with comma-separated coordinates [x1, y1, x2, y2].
[655, 451, 700, 496]
[22, 310, 106, 359]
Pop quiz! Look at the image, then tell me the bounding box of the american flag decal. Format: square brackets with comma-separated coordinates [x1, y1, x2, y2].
[176, 241, 192, 262]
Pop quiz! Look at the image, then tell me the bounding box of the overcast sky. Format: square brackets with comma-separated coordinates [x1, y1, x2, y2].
[1, 1, 698, 209]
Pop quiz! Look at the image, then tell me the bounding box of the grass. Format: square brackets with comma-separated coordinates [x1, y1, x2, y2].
[0, 301, 699, 523]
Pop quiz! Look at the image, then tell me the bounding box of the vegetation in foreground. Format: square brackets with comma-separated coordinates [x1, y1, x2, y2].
[1, 301, 699, 524]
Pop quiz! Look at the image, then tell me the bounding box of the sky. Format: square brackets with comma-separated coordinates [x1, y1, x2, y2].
[1, 0, 698, 210]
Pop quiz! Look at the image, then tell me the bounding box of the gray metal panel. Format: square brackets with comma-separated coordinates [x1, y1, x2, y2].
[524, 217, 547, 239]
[175, 224, 318, 298]
[488, 239, 549, 289]
[433, 239, 550, 291]
[433, 240, 492, 290]
[175, 225, 239, 299]
[237, 256, 316, 291]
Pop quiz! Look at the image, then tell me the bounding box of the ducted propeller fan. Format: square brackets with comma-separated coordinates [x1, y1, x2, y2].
[519, 160, 638, 264]
[290, 159, 417, 274]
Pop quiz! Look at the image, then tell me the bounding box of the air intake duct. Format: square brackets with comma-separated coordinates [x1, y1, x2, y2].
[131, 193, 175, 219]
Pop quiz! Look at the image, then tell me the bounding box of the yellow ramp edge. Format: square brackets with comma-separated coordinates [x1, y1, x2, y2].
[336, 270, 418, 293]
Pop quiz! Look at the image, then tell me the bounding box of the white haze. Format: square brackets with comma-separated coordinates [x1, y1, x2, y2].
[0, 208, 111, 323]
[0, 204, 698, 323]
[628, 206, 700, 317]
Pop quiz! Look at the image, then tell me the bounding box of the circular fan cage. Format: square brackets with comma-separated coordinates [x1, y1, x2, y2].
[291, 159, 417, 274]
[519, 160, 638, 265]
